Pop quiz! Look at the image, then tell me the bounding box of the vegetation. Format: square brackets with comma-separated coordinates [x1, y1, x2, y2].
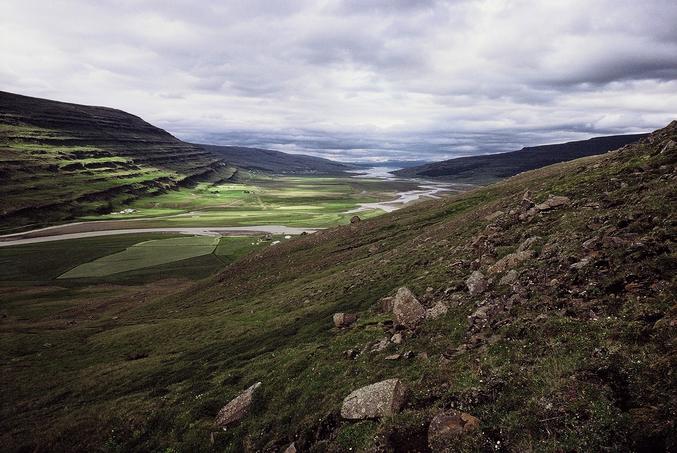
[1, 122, 674, 452]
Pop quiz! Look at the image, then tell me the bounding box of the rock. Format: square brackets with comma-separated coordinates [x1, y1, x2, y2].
[570, 257, 591, 269]
[488, 250, 534, 274]
[392, 287, 426, 328]
[385, 354, 401, 361]
[215, 382, 261, 428]
[391, 332, 404, 344]
[369, 337, 390, 352]
[465, 271, 488, 296]
[428, 410, 480, 449]
[333, 312, 358, 329]
[343, 348, 359, 359]
[484, 210, 504, 221]
[535, 195, 570, 211]
[517, 236, 541, 252]
[350, 215, 361, 224]
[283, 442, 297, 453]
[340, 378, 406, 419]
[379, 296, 394, 313]
[426, 302, 449, 320]
[417, 352, 429, 360]
[499, 269, 518, 286]
[403, 350, 415, 359]
[368, 244, 379, 254]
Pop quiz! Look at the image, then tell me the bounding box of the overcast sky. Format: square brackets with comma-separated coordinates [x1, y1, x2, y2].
[2, 0, 676, 162]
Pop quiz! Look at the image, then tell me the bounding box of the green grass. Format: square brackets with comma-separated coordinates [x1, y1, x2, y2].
[58, 236, 220, 278]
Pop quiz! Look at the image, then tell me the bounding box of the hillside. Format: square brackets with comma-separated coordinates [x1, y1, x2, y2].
[198, 144, 355, 174]
[0, 91, 229, 232]
[1, 122, 675, 452]
[393, 134, 647, 183]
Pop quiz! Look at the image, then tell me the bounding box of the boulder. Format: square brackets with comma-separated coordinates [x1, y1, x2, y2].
[333, 312, 358, 329]
[465, 271, 488, 296]
[340, 378, 406, 419]
[535, 195, 570, 211]
[488, 250, 534, 274]
[283, 442, 297, 453]
[385, 354, 401, 361]
[391, 332, 404, 344]
[392, 287, 426, 328]
[428, 410, 480, 449]
[426, 302, 449, 320]
[350, 215, 361, 224]
[499, 269, 518, 286]
[215, 382, 261, 428]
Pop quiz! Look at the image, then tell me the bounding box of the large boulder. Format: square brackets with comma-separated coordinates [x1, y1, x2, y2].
[215, 382, 261, 428]
[340, 378, 406, 419]
[488, 250, 534, 274]
[392, 287, 426, 328]
[535, 195, 570, 211]
[428, 410, 480, 449]
[333, 312, 358, 328]
[465, 271, 488, 296]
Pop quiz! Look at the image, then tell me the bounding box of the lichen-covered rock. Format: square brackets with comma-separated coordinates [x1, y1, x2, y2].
[536, 195, 570, 211]
[215, 382, 261, 428]
[428, 410, 480, 449]
[488, 250, 534, 274]
[333, 312, 357, 328]
[426, 301, 449, 320]
[465, 271, 488, 296]
[499, 269, 518, 286]
[392, 287, 426, 328]
[340, 378, 406, 419]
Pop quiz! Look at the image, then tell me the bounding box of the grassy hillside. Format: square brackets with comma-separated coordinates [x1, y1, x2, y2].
[199, 144, 356, 175]
[393, 134, 647, 184]
[0, 91, 229, 233]
[1, 122, 675, 452]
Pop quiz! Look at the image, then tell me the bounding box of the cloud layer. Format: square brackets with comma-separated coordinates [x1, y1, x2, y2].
[2, 0, 676, 162]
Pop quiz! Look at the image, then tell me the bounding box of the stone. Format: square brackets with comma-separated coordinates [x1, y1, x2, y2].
[499, 269, 518, 286]
[385, 354, 401, 360]
[517, 236, 541, 252]
[535, 195, 571, 211]
[488, 250, 534, 274]
[340, 378, 406, 419]
[283, 442, 297, 453]
[391, 332, 404, 344]
[392, 287, 426, 328]
[379, 296, 394, 313]
[333, 312, 358, 329]
[465, 271, 488, 296]
[215, 382, 261, 428]
[350, 215, 361, 224]
[370, 337, 390, 352]
[484, 210, 504, 221]
[428, 410, 480, 449]
[426, 302, 449, 320]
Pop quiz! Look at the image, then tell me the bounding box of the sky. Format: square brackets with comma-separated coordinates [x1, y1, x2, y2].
[2, 0, 676, 163]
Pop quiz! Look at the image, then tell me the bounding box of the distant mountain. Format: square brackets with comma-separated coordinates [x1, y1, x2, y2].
[393, 134, 648, 183]
[197, 144, 355, 174]
[0, 90, 228, 232]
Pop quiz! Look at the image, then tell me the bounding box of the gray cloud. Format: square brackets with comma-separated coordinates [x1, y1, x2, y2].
[1, 0, 675, 163]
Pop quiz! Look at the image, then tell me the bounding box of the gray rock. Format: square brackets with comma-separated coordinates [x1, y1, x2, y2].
[426, 302, 449, 320]
[333, 312, 358, 329]
[392, 287, 426, 328]
[340, 378, 406, 419]
[465, 271, 488, 296]
[499, 269, 518, 286]
[536, 195, 570, 211]
[517, 236, 542, 252]
[283, 442, 297, 453]
[391, 332, 404, 344]
[488, 250, 534, 274]
[215, 382, 261, 428]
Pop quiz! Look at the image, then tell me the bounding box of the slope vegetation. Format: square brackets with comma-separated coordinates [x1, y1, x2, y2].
[394, 134, 647, 183]
[199, 144, 355, 175]
[1, 122, 675, 452]
[0, 91, 228, 232]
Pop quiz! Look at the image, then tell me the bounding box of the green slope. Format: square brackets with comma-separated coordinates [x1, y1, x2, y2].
[1, 122, 675, 452]
[0, 91, 228, 233]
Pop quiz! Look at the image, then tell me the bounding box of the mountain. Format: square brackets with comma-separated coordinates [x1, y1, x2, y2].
[0, 91, 228, 232]
[393, 134, 648, 183]
[4, 122, 674, 452]
[198, 144, 355, 174]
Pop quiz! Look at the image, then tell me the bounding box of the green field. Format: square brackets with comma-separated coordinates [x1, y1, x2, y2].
[80, 173, 419, 228]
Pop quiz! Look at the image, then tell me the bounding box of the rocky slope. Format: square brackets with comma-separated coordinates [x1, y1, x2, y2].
[0, 91, 228, 232]
[2, 122, 675, 452]
[393, 134, 647, 183]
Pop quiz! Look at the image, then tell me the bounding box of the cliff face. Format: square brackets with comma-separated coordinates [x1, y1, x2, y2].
[0, 91, 225, 232]
[393, 133, 648, 183]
